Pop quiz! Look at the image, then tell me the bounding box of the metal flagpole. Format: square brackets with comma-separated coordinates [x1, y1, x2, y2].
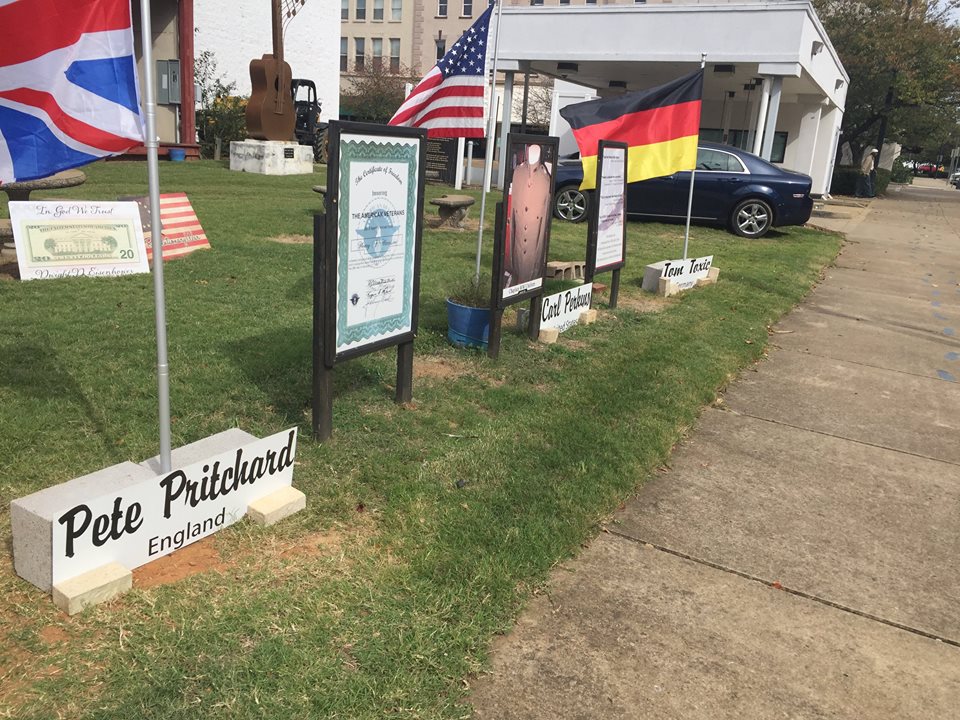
[474, 0, 505, 280]
[682, 53, 707, 260]
[138, 0, 173, 472]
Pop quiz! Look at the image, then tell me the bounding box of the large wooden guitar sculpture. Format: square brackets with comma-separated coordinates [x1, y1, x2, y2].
[246, 0, 306, 141]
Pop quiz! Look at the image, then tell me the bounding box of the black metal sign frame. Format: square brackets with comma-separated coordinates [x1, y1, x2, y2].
[494, 133, 559, 311]
[313, 120, 427, 440]
[586, 140, 628, 308]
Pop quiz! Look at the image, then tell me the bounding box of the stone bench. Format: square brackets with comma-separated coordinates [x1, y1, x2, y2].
[0, 168, 86, 202]
[429, 194, 475, 228]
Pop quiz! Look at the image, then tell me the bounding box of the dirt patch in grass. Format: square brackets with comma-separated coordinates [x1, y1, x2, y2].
[268, 234, 312, 244]
[414, 356, 470, 381]
[615, 293, 673, 313]
[38, 625, 70, 645]
[279, 529, 346, 559]
[133, 537, 226, 589]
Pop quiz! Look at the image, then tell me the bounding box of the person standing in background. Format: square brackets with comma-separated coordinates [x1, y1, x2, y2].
[857, 148, 878, 197]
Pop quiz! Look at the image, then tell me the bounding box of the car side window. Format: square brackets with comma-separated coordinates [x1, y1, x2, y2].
[696, 149, 746, 173]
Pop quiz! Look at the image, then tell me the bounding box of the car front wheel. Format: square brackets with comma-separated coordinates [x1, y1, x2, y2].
[554, 185, 589, 223]
[731, 198, 773, 238]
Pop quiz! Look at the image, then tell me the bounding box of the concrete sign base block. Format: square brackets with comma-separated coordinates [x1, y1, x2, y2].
[697, 266, 721, 286]
[579, 309, 598, 325]
[52, 562, 132, 616]
[248, 486, 307, 527]
[538, 328, 560, 344]
[658, 276, 682, 297]
[229, 140, 313, 176]
[11, 462, 156, 592]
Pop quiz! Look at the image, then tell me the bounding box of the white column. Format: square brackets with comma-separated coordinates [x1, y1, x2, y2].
[496, 71, 515, 190]
[752, 77, 771, 156]
[721, 91, 735, 145]
[761, 76, 783, 161]
[810, 104, 843, 196]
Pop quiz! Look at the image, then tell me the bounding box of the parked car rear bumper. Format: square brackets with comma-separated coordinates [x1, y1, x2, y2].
[776, 195, 813, 227]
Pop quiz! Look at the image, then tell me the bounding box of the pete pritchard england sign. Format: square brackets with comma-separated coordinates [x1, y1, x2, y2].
[51, 429, 298, 584]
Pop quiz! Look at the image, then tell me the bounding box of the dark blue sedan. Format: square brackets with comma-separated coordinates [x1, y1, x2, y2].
[553, 142, 814, 238]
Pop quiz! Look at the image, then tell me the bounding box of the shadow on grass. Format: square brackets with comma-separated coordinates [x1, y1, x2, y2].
[223, 325, 397, 426]
[0, 342, 124, 461]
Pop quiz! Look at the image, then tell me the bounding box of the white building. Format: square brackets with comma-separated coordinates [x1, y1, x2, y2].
[194, 0, 341, 122]
[494, 1, 848, 195]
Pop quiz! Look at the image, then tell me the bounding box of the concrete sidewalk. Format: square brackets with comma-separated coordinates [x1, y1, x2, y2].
[469, 185, 960, 718]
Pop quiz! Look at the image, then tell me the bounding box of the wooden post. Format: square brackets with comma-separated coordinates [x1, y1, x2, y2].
[527, 296, 542, 340]
[395, 341, 413, 404]
[312, 214, 334, 441]
[487, 308, 503, 359]
[609, 268, 621, 309]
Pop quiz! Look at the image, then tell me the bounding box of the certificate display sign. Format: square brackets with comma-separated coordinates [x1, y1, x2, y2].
[334, 130, 422, 357]
[313, 121, 426, 440]
[495, 133, 559, 308]
[9, 201, 149, 281]
[590, 141, 627, 275]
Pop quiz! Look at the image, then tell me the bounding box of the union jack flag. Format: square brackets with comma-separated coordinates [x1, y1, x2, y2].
[0, 0, 144, 184]
[388, 2, 493, 138]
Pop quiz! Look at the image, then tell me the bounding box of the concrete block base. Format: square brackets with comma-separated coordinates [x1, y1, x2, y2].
[247, 486, 306, 527]
[52, 562, 131, 615]
[658, 276, 682, 298]
[538, 328, 560, 344]
[12, 461, 155, 592]
[229, 140, 313, 176]
[642, 261, 669, 292]
[697, 266, 721, 287]
[579, 309, 598, 325]
[516, 307, 530, 330]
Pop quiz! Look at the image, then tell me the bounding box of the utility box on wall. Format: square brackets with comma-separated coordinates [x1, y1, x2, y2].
[156, 59, 181, 105]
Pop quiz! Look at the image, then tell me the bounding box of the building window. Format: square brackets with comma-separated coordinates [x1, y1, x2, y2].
[585, 0, 597, 4]
[373, 0, 384, 20]
[372, 38, 383, 70]
[390, 38, 401, 73]
[356, 0, 366, 20]
[437, 0, 447, 17]
[391, 0, 402, 20]
[634, 0, 646, 4]
[530, 0, 543, 6]
[436, 39, 446, 61]
[355, 38, 365, 70]
[341, 0, 349, 20]
[340, 37, 348, 71]
[462, 0, 472, 16]
[559, 0, 569, 5]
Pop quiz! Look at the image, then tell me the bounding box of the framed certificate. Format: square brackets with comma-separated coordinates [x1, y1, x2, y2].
[588, 140, 628, 276]
[322, 121, 426, 364]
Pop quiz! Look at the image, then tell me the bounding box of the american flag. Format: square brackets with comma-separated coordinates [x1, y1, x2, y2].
[0, 0, 144, 184]
[388, 2, 493, 138]
[123, 193, 211, 262]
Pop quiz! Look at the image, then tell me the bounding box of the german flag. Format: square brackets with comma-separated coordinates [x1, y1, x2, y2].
[560, 70, 703, 191]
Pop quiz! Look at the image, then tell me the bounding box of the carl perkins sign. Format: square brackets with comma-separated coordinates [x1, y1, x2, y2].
[50, 429, 297, 585]
[540, 284, 593, 332]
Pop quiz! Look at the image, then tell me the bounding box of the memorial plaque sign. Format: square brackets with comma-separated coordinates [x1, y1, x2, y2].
[424, 137, 458, 184]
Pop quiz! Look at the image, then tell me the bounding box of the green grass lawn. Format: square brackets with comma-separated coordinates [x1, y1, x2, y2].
[0, 159, 840, 718]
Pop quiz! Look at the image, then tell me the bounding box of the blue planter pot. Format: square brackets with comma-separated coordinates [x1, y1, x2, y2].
[446, 298, 490, 350]
[169, 148, 186, 162]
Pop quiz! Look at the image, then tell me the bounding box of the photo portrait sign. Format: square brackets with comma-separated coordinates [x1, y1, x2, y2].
[9, 201, 150, 281]
[495, 134, 558, 308]
[588, 140, 628, 276]
[323, 121, 426, 363]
